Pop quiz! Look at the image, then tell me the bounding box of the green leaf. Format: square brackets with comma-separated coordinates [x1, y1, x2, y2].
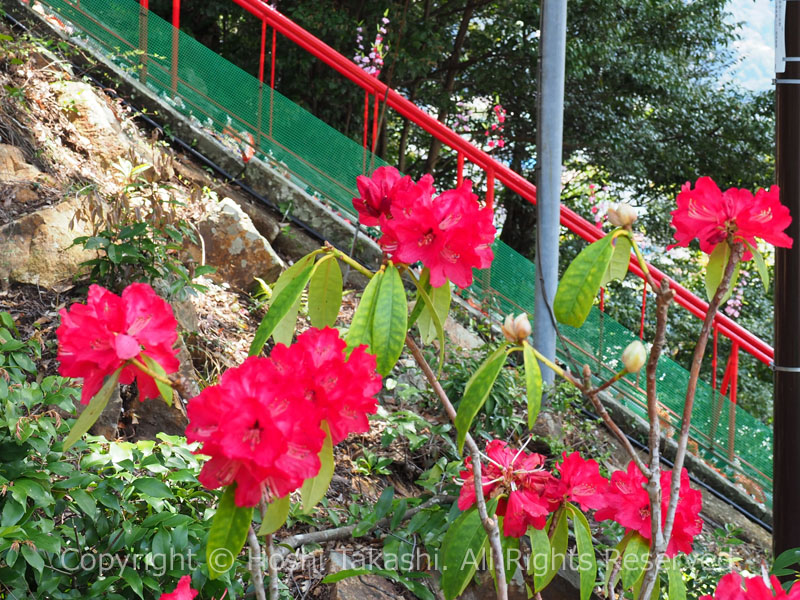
[132, 477, 174, 499]
[70, 489, 97, 517]
[746, 241, 770, 292]
[300, 427, 334, 514]
[207, 485, 253, 578]
[21, 544, 44, 574]
[523, 342, 543, 428]
[554, 234, 614, 327]
[440, 498, 498, 600]
[258, 495, 290, 536]
[418, 280, 451, 345]
[531, 508, 568, 592]
[249, 254, 316, 355]
[411, 275, 447, 373]
[371, 265, 408, 375]
[121, 567, 143, 598]
[601, 232, 631, 286]
[407, 268, 431, 327]
[346, 270, 383, 350]
[63, 368, 122, 449]
[620, 532, 650, 590]
[567, 504, 597, 600]
[666, 556, 686, 600]
[308, 256, 343, 328]
[705, 242, 740, 303]
[454, 345, 508, 454]
[141, 355, 172, 406]
[374, 487, 395, 521]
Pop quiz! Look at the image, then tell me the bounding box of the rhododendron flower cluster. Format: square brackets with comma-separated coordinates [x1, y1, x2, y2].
[458, 442, 703, 554]
[701, 572, 800, 600]
[353, 167, 495, 289]
[595, 461, 703, 557]
[186, 327, 381, 507]
[669, 176, 792, 259]
[458, 443, 608, 537]
[159, 576, 198, 600]
[57, 283, 180, 404]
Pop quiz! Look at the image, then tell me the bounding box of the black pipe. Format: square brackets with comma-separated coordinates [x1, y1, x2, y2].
[3, 6, 773, 535]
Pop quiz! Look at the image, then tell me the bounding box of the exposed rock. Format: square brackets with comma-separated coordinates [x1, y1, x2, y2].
[86, 382, 123, 441]
[271, 221, 322, 262]
[236, 196, 282, 243]
[444, 316, 483, 351]
[0, 143, 41, 182]
[326, 551, 403, 600]
[0, 196, 93, 290]
[188, 197, 286, 290]
[53, 81, 131, 168]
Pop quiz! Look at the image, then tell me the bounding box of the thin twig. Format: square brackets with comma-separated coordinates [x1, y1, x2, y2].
[406, 335, 508, 600]
[266, 533, 279, 600]
[639, 280, 674, 597]
[247, 526, 268, 600]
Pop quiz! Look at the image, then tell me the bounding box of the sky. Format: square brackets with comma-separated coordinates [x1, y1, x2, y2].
[727, 0, 773, 91]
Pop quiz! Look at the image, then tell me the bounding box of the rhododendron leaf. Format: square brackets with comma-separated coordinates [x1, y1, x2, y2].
[704, 242, 740, 304]
[258, 494, 290, 536]
[347, 270, 383, 351]
[249, 256, 316, 355]
[666, 557, 686, 600]
[308, 256, 343, 328]
[412, 277, 446, 373]
[407, 268, 431, 327]
[567, 503, 597, 600]
[620, 532, 649, 590]
[440, 498, 498, 600]
[206, 485, 253, 579]
[600, 232, 631, 287]
[300, 427, 333, 514]
[63, 367, 122, 449]
[523, 341, 543, 428]
[746, 241, 770, 292]
[604, 532, 631, 593]
[554, 234, 614, 327]
[418, 280, 451, 346]
[531, 508, 568, 592]
[455, 345, 508, 454]
[371, 264, 408, 375]
[142, 354, 173, 406]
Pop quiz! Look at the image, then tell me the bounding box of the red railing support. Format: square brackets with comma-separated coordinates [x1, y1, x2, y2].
[457, 151, 464, 186]
[138, 0, 149, 84]
[486, 168, 495, 210]
[171, 0, 179, 93]
[371, 93, 379, 154]
[256, 20, 267, 148]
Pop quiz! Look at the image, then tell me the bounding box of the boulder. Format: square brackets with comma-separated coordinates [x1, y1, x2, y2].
[189, 197, 286, 290]
[0, 196, 93, 290]
[444, 316, 483, 351]
[326, 551, 404, 600]
[0, 144, 41, 182]
[53, 81, 132, 168]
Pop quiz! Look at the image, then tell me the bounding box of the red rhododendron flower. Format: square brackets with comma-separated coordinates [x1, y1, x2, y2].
[701, 572, 800, 600]
[269, 327, 382, 445]
[669, 177, 792, 260]
[457, 440, 552, 537]
[353, 166, 417, 227]
[380, 180, 495, 288]
[594, 461, 703, 557]
[159, 576, 198, 600]
[186, 356, 326, 507]
[544, 451, 609, 512]
[57, 283, 179, 404]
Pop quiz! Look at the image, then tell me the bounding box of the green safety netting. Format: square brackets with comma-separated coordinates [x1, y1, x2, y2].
[38, 0, 773, 506]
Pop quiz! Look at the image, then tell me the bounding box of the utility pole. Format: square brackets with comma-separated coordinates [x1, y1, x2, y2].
[534, 0, 567, 388]
[774, 0, 800, 559]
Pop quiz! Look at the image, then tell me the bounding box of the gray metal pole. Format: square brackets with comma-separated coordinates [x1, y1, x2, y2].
[534, 0, 567, 388]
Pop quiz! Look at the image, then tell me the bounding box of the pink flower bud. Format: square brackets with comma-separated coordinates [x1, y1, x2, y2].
[501, 314, 531, 343]
[607, 203, 638, 227]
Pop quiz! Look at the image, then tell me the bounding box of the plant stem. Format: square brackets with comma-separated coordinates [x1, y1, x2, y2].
[638, 242, 742, 600]
[638, 280, 674, 599]
[128, 357, 172, 386]
[266, 533, 279, 600]
[325, 244, 376, 279]
[246, 526, 268, 600]
[406, 334, 508, 600]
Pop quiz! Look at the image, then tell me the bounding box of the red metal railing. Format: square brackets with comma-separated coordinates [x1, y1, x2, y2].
[160, 0, 766, 402]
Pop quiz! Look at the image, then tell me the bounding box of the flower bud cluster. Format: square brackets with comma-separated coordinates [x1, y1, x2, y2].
[501, 313, 531, 343]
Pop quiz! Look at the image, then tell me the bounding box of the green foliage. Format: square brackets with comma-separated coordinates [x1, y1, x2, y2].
[554, 233, 614, 328]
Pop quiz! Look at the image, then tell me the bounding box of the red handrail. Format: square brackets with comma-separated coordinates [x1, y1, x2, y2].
[228, 0, 774, 366]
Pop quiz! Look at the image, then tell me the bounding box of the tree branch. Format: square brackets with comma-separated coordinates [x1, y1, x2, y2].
[405, 334, 508, 600]
[247, 526, 268, 600]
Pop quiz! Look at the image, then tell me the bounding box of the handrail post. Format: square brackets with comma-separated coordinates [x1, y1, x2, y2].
[258, 19, 267, 147]
[171, 0, 180, 93]
[138, 0, 149, 84]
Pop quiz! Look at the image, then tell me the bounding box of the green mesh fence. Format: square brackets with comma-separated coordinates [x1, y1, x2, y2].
[39, 0, 773, 506]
